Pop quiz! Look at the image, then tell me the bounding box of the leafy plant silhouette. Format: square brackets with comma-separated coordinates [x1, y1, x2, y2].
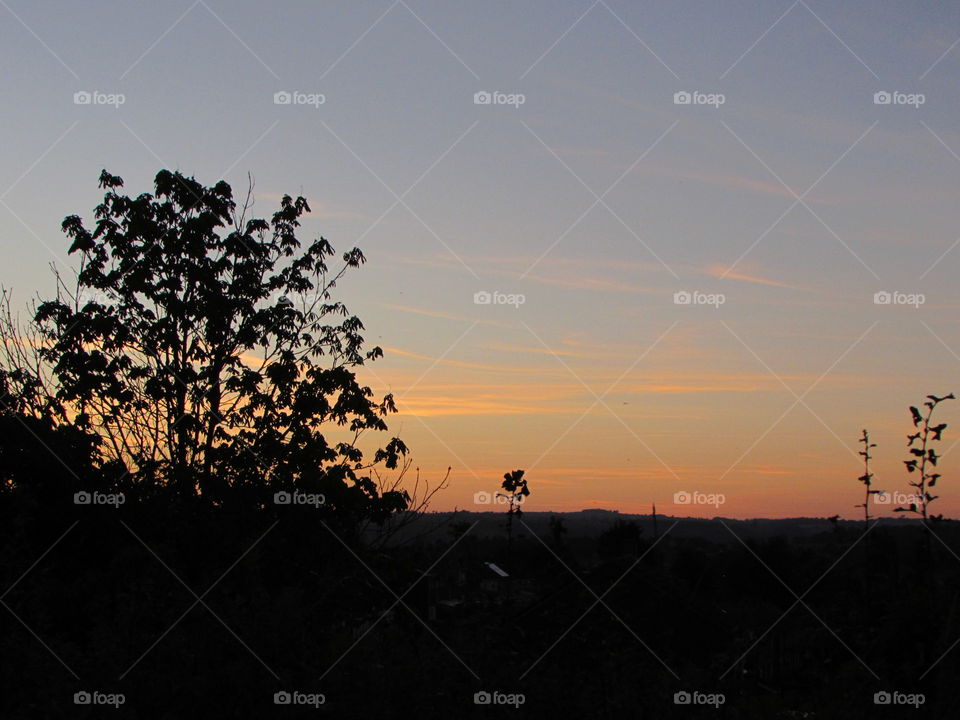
[499, 469, 530, 554]
[897, 393, 955, 525]
[855, 429, 882, 528]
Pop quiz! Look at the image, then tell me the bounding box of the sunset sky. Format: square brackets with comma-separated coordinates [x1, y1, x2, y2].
[3, 1, 960, 517]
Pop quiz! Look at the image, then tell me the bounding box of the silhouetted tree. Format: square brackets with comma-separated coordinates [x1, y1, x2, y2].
[898, 393, 955, 526]
[0, 169, 408, 521]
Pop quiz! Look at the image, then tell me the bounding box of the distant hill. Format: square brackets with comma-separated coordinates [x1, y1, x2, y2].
[378, 509, 930, 544]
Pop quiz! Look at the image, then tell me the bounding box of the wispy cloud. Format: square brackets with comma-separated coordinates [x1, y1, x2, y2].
[482, 342, 604, 359]
[380, 346, 544, 374]
[707, 264, 803, 290]
[382, 303, 517, 329]
[382, 303, 469, 322]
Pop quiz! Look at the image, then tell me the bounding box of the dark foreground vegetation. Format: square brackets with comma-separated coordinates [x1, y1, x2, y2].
[3, 467, 960, 718]
[2, 170, 958, 717]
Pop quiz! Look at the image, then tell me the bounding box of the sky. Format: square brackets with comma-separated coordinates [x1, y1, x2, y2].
[3, 0, 960, 518]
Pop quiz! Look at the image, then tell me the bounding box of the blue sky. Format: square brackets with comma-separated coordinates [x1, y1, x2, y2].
[3, 0, 960, 517]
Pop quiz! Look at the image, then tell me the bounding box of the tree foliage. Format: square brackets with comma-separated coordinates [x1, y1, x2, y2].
[1, 169, 408, 519]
